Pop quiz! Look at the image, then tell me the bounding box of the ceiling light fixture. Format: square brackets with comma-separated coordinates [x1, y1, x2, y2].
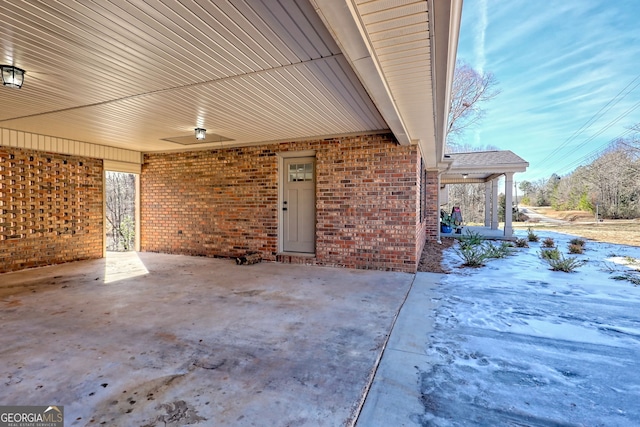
[462, 173, 469, 179]
[194, 128, 206, 140]
[1, 65, 25, 89]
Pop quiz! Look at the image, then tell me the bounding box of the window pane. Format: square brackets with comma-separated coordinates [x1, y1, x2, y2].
[288, 162, 313, 181]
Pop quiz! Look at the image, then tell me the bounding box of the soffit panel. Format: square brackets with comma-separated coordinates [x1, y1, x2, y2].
[0, 0, 384, 152]
[353, 0, 435, 151]
[1, 57, 386, 152]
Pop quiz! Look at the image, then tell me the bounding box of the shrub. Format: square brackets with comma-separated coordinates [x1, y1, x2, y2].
[542, 237, 555, 248]
[539, 248, 561, 261]
[544, 254, 586, 272]
[485, 241, 514, 259]
[612, 273, 640, 286]
[527, 227, 539, 242]
[454, 244, 489, 267]
[568, 243, 584, 254]
[458, 229, 484, 249]
[569, 238, 585, 247]
[514, 238, 529, 248]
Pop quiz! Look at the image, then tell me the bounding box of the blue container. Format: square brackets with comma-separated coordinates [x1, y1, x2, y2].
[441, 224, 453, 234]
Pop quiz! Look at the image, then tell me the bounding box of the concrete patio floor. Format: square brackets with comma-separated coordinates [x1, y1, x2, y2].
[0, 252, 413, 426]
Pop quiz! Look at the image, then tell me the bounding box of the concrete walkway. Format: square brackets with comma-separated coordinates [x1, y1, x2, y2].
[520, 207, 569, 224]
[0, 252, 413, 426]
[358, 233, 640, 426]
[356, 272, 442, 426]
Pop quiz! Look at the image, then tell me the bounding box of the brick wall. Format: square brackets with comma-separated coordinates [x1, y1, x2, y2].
[0, 147, 103, 273]
[142, 147, 279, 258]
[141, 133, 428, 272]
[415, 158, 428, 264]
[424, 170, 440, 241]
[314, 136, 419, 271]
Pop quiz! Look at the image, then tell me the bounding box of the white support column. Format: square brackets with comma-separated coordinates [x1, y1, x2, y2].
[491, 179, 499, 230]
[484, 181, 492, 227]
[504, 172, 514, 237]
[135, 174, 141, 252]
[437, 173, 442, 241]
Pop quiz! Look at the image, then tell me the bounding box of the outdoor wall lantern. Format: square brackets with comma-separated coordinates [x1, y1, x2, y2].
[1, 65, 25, 89]
[194, 127, 206, 140]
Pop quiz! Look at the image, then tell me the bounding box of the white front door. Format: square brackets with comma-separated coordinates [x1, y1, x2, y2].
[282, 157, 316, 253]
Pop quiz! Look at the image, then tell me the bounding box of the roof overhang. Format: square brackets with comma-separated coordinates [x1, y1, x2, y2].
[441, 150, 530, 184]
[0, 0, 462, 162]
[314, 0, 462, 164]
[426, 0, 464, 169]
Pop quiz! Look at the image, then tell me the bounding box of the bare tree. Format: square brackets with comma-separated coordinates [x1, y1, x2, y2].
[106, 172, 136, 251]
[540, 137, 639, 219]
[446, 60, 500, 149]
[442, 61, 501, 221]
[587, 143, 638, 218]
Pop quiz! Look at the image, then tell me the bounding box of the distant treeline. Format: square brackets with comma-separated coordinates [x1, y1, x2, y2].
[520, 139, 639, 219]
[444, 138, 639, 222]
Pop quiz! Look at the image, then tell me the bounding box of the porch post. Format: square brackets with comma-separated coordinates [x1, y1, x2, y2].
[484, 181, 491, 227]
[491, 178, 499, 230]
[504, 172, 514, 237]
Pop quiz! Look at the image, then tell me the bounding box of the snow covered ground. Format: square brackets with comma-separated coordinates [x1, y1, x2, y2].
[416, 230, 640, 426]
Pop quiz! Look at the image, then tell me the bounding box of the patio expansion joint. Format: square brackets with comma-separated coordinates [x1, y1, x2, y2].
[349, 273, 418, 427]
[385, 347, 429, 357]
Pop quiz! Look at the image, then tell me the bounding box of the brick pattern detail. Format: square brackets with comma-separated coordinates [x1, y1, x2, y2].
[0, 147, 103, 273]
[141, 133, 426, 272]
[424, 170, 440, 241]
[142, 147, 279, 258]
[314, 136, 418, 271]
[415, 156, 428, 262]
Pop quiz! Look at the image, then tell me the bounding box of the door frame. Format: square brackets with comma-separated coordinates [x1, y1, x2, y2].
[277, 150, 316, 254]
[103, 160, 141, 257]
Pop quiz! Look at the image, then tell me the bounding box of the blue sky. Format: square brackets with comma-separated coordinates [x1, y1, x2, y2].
[455, 0, 640, 183]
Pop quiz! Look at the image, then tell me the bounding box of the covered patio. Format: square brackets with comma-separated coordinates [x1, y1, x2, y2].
[442, 225, 515, 240]
[440, 150, 529, 238]
[0, 252, 412, 425]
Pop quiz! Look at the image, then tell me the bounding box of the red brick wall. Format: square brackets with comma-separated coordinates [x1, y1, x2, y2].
[142, 147, 279, 258]
[415, 156, 428, 264]
[424, 170, 440, 241]
[0, 147, 103, 273]
[314, 136, 419, 271]
[141, 133, 425, 272]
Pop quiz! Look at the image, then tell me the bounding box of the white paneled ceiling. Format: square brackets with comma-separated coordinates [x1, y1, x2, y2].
[0, 0, 461, 158]
[0, 0, 388, 152]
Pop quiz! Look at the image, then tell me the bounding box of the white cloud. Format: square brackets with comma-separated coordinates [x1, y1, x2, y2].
[456, 0, 640, 180]
[474, 0, 488, 74]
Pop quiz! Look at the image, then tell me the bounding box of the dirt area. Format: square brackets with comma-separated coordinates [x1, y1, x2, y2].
[418, 238, 456, 273]
[517, 206, 640, 247]
[521, 221, 640, 247]
[532, 206, 595, 222]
